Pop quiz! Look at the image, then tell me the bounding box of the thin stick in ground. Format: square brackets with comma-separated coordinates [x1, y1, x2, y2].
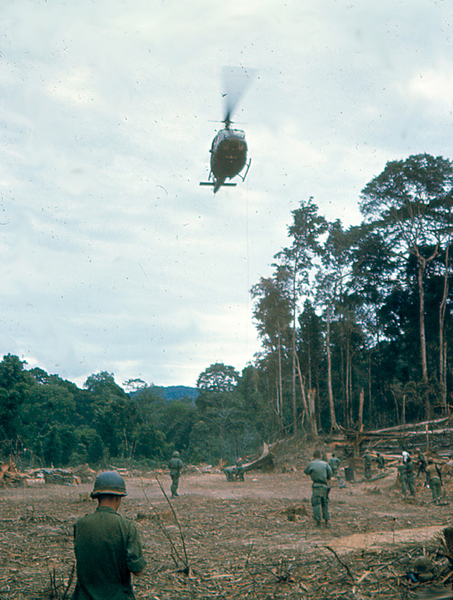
[141, 477, 191, 575]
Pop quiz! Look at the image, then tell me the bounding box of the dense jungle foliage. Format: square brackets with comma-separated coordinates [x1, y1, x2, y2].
[2, 153, 453, 467]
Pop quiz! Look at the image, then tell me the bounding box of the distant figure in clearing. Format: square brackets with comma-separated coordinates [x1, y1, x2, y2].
[426, 458, 442, 504]
[397, 457, 408, 496]
[328, 453, 340, 478]
[405, 456, 416, 496]
[415, 448, 427, 477]
[364, 451, 372, 479]
[375, 452, 385, 469]
[168, 451, 184, 498]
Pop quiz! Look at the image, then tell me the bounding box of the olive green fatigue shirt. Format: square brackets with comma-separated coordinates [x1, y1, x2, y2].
[425, 464, 442, 501]
[304, 459, 332, 486]
[168, 457, 183, 476]
[364, 453, 372, 478]
[328, 457, 340, 477]
[405, 460, 415, 495]
[304, 459, 332, 523]
[397, 463, 407, 494]
[72, 506, 146, 600]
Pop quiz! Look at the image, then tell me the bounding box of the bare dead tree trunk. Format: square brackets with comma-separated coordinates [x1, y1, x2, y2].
[295, 353, 308, 416]
[295, 352, 316, 435]
[413, 245, 439, 420]
[347, 340, 353, 427]
[368, 351, 372, 424]
[292, 328, 297, 433]
[326, 304, 339, 431]
[277, 333, 283, 423]
[390, 388, 399, 425]
[444, 340, 448, 413]
[417, 260, 429, 385]
[308, 388, 318, 436]
[439, 244, 450, 413]
[358, 388, 364, 432]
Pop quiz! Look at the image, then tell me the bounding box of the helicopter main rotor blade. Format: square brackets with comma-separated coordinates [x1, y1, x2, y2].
[221, 66, 256, 124]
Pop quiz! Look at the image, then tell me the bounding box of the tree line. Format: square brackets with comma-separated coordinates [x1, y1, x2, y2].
[0, 356, 268, 467]
[1, 153, 452, 467]
[252, 153, 453, 435]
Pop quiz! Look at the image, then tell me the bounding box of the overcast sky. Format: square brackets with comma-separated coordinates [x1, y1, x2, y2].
[1, 0, 453, 389]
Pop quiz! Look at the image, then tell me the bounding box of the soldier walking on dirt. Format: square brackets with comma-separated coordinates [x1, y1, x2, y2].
[328, 453, 340, 479]
[405, 456, 416, 496]
[375, 453, 385, 469]
[71, 471, 146, 600]
[234, 458, 245, 481]
[397, 457, 408, 496]
[169, 451, 184, 498]
[304, 450, 332, 528]
[416, 448, 427, 478]
[426, 458, 442, 504]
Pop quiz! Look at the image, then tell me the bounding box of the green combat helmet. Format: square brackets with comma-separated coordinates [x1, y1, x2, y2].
[91, 471, 127, 498]
[173, 451, 180, 458]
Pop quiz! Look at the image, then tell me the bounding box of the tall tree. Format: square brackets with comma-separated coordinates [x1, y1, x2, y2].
[0, 354, 32, 443]
[315, 221, 359, 431]
[274, 198, 327, 434]
[196, 363, 246, 460]
[251, 274, 292, 425]
[298, 300, 324, 433]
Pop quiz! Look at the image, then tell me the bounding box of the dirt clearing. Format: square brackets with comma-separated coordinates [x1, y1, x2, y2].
[1, 469, 452, 599]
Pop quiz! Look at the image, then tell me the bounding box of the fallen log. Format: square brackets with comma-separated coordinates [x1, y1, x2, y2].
[242, 443, 275, 472]
[364, 416, 453, 435]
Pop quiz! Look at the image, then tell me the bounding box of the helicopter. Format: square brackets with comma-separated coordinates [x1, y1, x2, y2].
[200, 67, 255, 193]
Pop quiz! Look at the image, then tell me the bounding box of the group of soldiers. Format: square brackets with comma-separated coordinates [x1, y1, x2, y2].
[363, 448, 443, 503]
[70, 447, 447, 598]
[304, 447, 446, 528]
[396, 449, 443, 503]
[363, 450, 385, 478]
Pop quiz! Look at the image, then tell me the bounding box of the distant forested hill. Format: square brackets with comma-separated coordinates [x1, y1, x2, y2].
[160, 386, 199, 402]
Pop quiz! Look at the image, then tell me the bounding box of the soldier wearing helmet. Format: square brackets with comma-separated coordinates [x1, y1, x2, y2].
[168, 451, 184, 498]
[71, 471, 146, 600]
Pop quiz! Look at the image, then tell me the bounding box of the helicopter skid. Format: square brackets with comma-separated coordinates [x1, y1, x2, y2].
[238, 158, 251, 182]
[199, 182, 237, 187]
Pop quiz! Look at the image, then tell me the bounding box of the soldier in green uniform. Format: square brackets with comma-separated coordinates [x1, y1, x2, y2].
[397, 458, 407, 496]
[328, 453, 340, 478]
[425, 458, 442, 504]
[405, 456, 416, 496]
[364, 451, 372, 479]
[375, 453, 385, 469]
[72, 471, 146, 600]
[416, 448, 427, 478]
[169, 450, 184, 497]
[234, 458, 245, 481]
[304, 449, 332, 528]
